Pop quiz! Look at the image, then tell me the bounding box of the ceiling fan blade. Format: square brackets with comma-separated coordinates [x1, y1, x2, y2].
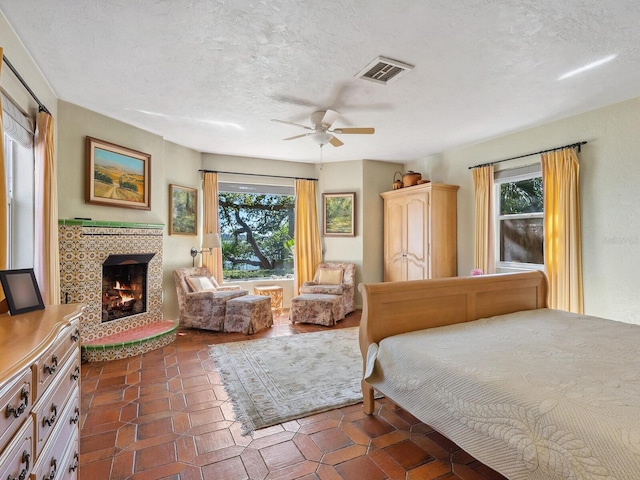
[329, 135, 344, 147]
[332, 127, 375, 134]
[271, 119, 313, 130]
[321, 109, 340, 127]
[283, 133, 310, 141]
[270, 94, 318, 108]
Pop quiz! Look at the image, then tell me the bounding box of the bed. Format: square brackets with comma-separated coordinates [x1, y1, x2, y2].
[359, 271, 640, 480]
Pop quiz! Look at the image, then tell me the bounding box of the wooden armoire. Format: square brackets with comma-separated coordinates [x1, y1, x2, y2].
[381, 182, 459, 282]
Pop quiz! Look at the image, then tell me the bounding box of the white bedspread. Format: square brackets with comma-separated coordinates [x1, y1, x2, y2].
[364, 308, 640, 480]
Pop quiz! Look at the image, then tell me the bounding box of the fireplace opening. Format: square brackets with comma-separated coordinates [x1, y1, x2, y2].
[102, 253, 155, 322]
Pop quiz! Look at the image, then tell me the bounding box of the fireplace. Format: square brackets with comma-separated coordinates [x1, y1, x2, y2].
[102, 253, 155, 322]
[60, 221, 169, 359]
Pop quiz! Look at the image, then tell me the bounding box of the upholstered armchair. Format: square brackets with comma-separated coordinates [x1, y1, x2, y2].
[299, 262, 356, 316]
[174, 267, 247, 330]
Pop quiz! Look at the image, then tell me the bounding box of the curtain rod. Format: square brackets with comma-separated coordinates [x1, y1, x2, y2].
[2, 55, 51, 115]
[468, 141, 587, 170]
[199, 169, 317, 181]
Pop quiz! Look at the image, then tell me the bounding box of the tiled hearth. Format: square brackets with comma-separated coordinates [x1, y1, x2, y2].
[59, 219, 177, 361]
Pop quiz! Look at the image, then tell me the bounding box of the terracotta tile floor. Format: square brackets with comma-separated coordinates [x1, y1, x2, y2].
[79, 311, 507, 480]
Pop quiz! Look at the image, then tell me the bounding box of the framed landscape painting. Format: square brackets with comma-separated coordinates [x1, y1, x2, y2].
[85, 136, 151, 210]
[323, 192, 355, 237]
[169, 184, 198, 235]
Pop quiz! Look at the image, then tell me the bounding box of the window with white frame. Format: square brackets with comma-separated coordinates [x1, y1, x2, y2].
[2, 92, 35, 269]
[494, 163, 544, 271]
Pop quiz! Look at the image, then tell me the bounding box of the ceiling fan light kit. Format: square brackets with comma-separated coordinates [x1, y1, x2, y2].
[311, 131, 333, 146]
[272, 109, 375, 148]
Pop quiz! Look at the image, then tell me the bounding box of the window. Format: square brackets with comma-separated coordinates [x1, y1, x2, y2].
[2, 93, 35, 269]
[218, 181, 295, 280]
[494, 164, 543, 271]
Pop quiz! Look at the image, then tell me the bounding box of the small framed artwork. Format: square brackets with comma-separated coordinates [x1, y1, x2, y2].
[169, 184, 198, 235]
[322, 192, 356, 237]
[85, 136, 151, 210]
[0, 268, 45, 315]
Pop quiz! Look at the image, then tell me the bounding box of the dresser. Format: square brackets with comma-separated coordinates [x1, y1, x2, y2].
[0, 304, 84, 480]
[381, 183, 459, 282]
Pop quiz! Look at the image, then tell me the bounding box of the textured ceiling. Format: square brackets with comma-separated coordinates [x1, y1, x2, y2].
[2, 1, 640, 164]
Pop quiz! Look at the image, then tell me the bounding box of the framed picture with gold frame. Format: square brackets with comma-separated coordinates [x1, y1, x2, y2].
[169, 184, 198, 235]
[85, 136, 151, 210]
[322, 192, 355, 237]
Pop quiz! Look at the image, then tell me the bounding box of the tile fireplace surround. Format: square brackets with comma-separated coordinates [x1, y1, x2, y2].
[59, 220, 176, 361]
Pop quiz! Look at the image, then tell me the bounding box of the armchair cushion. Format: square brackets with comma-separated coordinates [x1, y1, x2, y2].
[300, 284, 345, 296]
[317, 267, 343, 285]
[186, 276, 217, 292]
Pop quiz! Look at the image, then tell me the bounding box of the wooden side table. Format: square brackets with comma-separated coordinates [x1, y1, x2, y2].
[254, 285, 283, 315]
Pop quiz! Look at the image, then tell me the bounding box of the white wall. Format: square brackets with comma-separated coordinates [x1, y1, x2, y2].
[362, 160, 400, 289]
[162, 141, 203, 319]
[316, 159, 401, 308]
[317, 160, 363, 304]
[415, 95, 640, 324]
[201, 153, 316, 179]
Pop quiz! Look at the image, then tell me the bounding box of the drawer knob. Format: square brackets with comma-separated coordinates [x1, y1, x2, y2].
[70, 365, 80, 382]
[70, 406, 80, 425]
[7, 450, 30, 480]
[68, 453, 79, 473]
[42, 403, 58, 427]
[43, 355, 58, 375]
[5, 387, 29, 418]
[42, 457, 57, 480]
[70, 328, 80, 343]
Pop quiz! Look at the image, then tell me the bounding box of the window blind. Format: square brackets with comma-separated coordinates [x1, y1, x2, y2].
[1, 91, 34, 149]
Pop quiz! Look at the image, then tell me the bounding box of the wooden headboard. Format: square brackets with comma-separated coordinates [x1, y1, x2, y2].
[358, 271, 548, 413]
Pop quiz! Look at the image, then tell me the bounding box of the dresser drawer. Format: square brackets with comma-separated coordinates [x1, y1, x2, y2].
[32, 407, 79, 480]
[58, 428, 79, 480]
[33, 351, 81, 457]
[0, 415, 34, 480]
[0, 367, 32, 453]
[33, 318, 80, 401]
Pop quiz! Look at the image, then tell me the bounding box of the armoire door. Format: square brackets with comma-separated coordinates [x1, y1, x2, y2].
[384, 197, 406, 282]
[405, 193, 429, 280]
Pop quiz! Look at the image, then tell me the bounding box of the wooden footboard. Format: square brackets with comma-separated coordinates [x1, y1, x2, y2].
[358, 271, 548, 413]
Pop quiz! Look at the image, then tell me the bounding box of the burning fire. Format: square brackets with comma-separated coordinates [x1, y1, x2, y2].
[113, 281, 136, 304]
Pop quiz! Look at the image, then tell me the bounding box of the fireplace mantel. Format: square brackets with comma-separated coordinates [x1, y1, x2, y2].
[59, 219, 164, 229]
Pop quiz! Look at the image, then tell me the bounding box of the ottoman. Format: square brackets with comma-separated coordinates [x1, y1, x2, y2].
[224, 295, 273, 334]
[290, 294, 344, 326]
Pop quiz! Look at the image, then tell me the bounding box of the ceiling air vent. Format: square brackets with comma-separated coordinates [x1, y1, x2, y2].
[355, 56, 414, 85]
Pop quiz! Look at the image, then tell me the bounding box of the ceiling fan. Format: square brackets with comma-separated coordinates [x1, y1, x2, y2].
[271, 110, 374, 147]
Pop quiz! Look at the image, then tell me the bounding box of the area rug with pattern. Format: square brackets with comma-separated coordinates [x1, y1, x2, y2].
[209, 327, 366, 435]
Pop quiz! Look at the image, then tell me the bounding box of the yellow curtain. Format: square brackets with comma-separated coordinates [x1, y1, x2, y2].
[0, 48, 7, 305]
[34, 112, 60, 305]
[472, 165, 495, 274]
[542, 147, 583, 313]
[294, 179, 322, 295]
[202, 172, 223, 283]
